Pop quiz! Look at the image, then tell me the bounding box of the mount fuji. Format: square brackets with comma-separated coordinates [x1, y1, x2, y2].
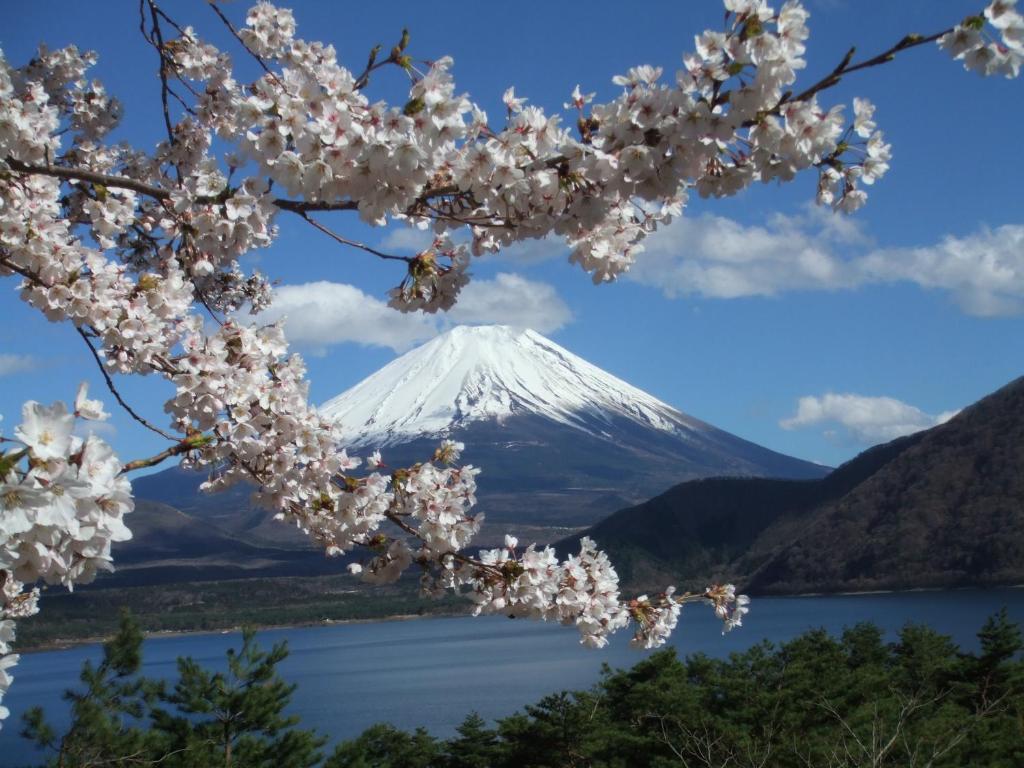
[320, 325, 827, 534]
[119, 324, 827, 580]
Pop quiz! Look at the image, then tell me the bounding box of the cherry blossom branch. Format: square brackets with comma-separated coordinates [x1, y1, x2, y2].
[4, 158, 171, 201]
[3, 158, 457, 216]
[271, 197, 359, 213]
[418, 199, 511, 229]
[353, 28, 412, 90]
[774, 27, 957, 114]
[0, 251, 45, 285]
[75, 327, 178, 441]
[205, 0, 285, 90]
[120, 433, 210, 474]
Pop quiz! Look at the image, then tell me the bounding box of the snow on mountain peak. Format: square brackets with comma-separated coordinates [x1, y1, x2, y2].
[320, 324, 709, 448]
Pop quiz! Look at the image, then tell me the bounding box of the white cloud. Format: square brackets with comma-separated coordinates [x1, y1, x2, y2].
[629, 210, 1024, 316]
[448, 272, 572, 333]
[632, 211, 858, 299]
[0, 353, 39, 377]
[780, 392, 959, 444]
[378, 227, 433, 253]
[858, 226, 1024, 316]
[257, 281, 438, 353]
[257, 273, 572, 353]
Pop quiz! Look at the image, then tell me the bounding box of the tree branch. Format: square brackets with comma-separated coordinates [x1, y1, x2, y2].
[3, 158, 452, 217]
[145, 0, 178, 149]
[4, 157, 171, 201]
[770, 28, 956, 116]
[76, 327, 178, 441]
[120, 435, 206, 474]
[271, 198, 359, 213]
[0, 251, 46, 285]
[295, 212, 411, 262]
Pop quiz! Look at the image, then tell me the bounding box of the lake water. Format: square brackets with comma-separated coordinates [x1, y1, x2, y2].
[2, 588, 1023, 765]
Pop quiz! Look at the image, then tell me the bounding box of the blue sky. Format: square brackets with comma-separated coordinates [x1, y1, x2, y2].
[1, 0, 1021, 471]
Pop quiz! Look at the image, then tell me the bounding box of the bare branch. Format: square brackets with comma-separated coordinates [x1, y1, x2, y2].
[271, 197, 359, 213]
[145, 0, 178, 149]
[768, 28, 956, 118]
[120, 434, 207, 474]
[295, 212, 411, 262]
[76, 327, 178, 441]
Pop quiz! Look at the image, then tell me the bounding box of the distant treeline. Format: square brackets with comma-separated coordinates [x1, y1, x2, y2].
[16, 575, 463, 650]
[16, 610, 1024, 768]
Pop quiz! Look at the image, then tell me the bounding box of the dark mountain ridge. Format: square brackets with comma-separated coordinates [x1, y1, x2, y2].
[567, 377, 1024, 595]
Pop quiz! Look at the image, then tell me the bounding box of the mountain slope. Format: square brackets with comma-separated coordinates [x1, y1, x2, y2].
[132, 466, 311, 549]
[320, 325, 827, 528]
[103, 498, 355, 587]
[568, 431, 923, 589]
[572, 377, 1024, 594]
[744, 376, 1024, 594]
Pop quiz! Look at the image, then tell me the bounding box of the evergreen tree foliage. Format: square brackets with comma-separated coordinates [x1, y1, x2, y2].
[151, 627, 324, 768]
[443, 712, 503, 768]
[20, 609, 159, 767]
[20, 619, 323, 768]
[323, 723, 440, 768]
[330, 613, 1024, 768]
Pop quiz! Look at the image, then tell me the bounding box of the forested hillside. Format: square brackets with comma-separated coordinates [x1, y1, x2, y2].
[576, 377, 1024, 594]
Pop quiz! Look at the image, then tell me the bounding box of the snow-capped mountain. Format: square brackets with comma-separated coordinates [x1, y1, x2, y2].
[321, 325, 827, 534]
[321, 325, 706, 447]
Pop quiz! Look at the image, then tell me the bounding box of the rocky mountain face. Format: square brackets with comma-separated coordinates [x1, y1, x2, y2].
[572, 377, 1024, 595]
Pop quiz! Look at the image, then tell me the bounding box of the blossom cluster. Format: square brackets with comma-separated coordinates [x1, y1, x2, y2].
[0, 385, 132, 719]
[0, 577, 39, 722]
[0, 0, 1016, 728]
[940, 0, 1024, 78]
[204, 0, 895, 293]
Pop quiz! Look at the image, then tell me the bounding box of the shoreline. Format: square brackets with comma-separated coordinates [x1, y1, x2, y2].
[20, 583, 1024, 654]
[20, 609, 465, 654]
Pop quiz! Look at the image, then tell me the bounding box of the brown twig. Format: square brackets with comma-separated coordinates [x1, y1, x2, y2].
[0, 251, 46, 285]
[75, 327, 178, 441]
[5, 157, 171, 200]
[145, 0, 177, 149]
[271, 197, 359, 213]
[297, 212, 411, 262]
[120, 436, 203, 474]
[4, 158, 453, 218]
[766, 28, 956, 118]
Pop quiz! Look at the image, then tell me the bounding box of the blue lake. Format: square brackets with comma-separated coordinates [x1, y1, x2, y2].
[2, 588, 1023, 765]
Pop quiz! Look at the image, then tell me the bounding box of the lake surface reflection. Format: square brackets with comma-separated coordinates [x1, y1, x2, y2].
[3, 589, 1022, 765]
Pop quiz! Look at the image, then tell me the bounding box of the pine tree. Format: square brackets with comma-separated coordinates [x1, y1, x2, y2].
[21, 609, 160, 767]
[443, 712, 502, 768]
[324, 723, 441, 768]
[953, 609, 1024, 768]
[151, 627, 324, 768]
